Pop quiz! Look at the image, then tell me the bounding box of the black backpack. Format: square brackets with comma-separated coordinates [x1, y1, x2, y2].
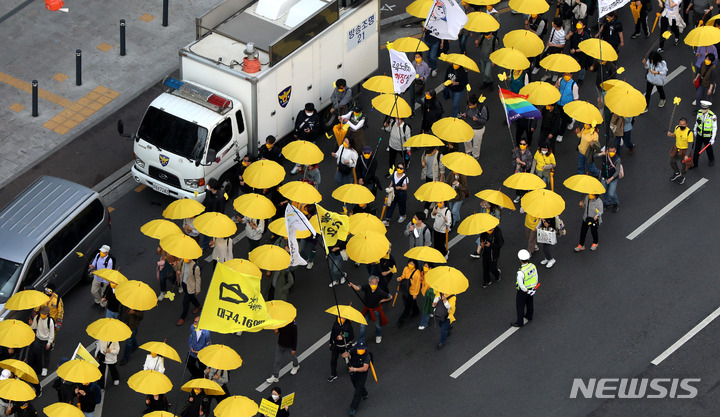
[91, 251, 117, 270]
[433, 295, 455, 321]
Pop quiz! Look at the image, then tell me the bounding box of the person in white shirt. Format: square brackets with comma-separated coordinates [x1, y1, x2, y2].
[533, 17, 566, 82]
[143, 352, 166, 374]
[89, 244, 113, 306]
[332, 137, 358, 185]
[31, 306, 55, 377]
[241, 217, 265, 251]
[95, 339, 120, 387]
[430, 202, 452, 257]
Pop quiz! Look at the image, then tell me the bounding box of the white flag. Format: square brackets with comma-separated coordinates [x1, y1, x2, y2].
[598, 0, 630, 17]
[285, 204, 316, 267]
[424, 0, 468, 41]
[389, 49, 417, 94]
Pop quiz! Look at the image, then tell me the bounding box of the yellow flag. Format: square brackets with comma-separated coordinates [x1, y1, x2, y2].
[316, 205, 350, 250]
[72, 343, 99, 367]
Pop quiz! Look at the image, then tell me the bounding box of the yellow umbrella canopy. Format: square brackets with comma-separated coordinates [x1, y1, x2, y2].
[707, 14, 720, 25]
[490, 47, 531, 70]
[465, 0, 500, 4]
[684, 25, 720, 46]
[404, 246, 447, 264]
[140, 219, 183, 240]
[348, 213, 387, 235]
[198, 344, 243, 371]
[0, 379, 35, 402]
[414, 181, 456, 202]
[86, 318, 132, 342]
[92, 269, 128, 285]
[278, 181, 322, 204]
[181, 378, 225, 396]
[432, 117, 474, 143]
[346, 231, 390, 264]
[144, 412, 175, 417]
[115, 280, 158, 311]
[539, 53, 581, 73]
[439, 53, 480, 72]
[475, 189, 516, 210]
[605, 87, 646, 117]
[403, 133, 444, 148]
[281, 140, 324, 166]
[601, 79, 634, 91]
[159, 233, 202, 260]
[233, 193, 276, 220]
[223, 258, 262, 278]
[503, 172, 547, 191]
[139, 341, 182, 363]
[520, 189, 566, 218]
[0, 359, 38, 384]
[43, 403, 85, 417]
[268, 217, 312, 239]
[390, 36, 429, 52]
[503, 30, 544, 57]
[264, 300, 297, 330]
[0, 320, 35, 348]
[578, 39, 619, 62]
[127, 370, 173, 395]
[57, 359, 102, 384]
[193, 212, 237, 238]
[162, 199, 204, 220]
[563, 100, 604, 124]
[424, 266, 469, 295]
[509, 0, 549, 14]
[563, 174, 606, 195]
[363, 75, 394, 94]
[332, 184, 375, 204]
[371, 94, 412, 118]
[441, 152, 483, 176]
[406, 0, 433, 18]
[457, 213, 501, 235]
[243, 160, 285, 189]
[325, 305, 367, 325]
[249, 245, 291, 271]
[520, 81, 561, 106]
[464, 12, 500, 33]
[5, 290, 49, 311]
[215, 395, 259, 417]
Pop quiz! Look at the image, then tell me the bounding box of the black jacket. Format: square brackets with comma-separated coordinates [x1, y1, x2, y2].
[329, 319, 355, 348]
[540, 107, 562, 136]
[357, 155, 378, 187]
[102, 285, 120, 313]
[278, 321, 298, 350]
[479, 227, 504, 261]
[294, 110, 321, 142]
[422, 98, 443, 133]
[204, 189, 226, 214]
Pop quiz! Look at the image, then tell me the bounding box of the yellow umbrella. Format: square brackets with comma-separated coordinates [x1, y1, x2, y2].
[509, 0, 549, 14]
[563, 174, 606, 195]
[0, 320, 35, 348]
[424, 266, 469, 295]
[563, 100, 604, 125]
[348, 213, 387, 235]
[57, 359, 102, 384]
[503, 172, 547, 191]
[281, 140, 324, 165]
[707, 14, 720, 25]
[415, 181, 458, 203]
[490, 47, 531, 70]
[539, 53, 581, 73]
[43, 403, 85, 417]
[233, 193, 276, 220]
[441, 152, 483, 176]
[325, 305, 367, 325]
[601, 79, 634, 91]
[605, 87, 646, 117]
[578, 39, 619, 62]
[520, 81, 561, 106]
[127, 370, 173, 395]
[264, 300, 297, 330]
[406, 0, 432, 18]
[223, 258, 262, 278]
[193, 212, 237, 238]
[215, 395, 259, 417]
[464, 12, 500, 33]
[249, 245, 291, 271]
[363, 75, 395, 94]
[181, 378, 225, 396]
[432, 117, 474, 143]
[390, 36, 429, 52]
[92, 269, 128, 285]
[162, 199, 204, 220]
[684, 25, 720, 46]
[520, 189, 566, 218]
[243, 160, 285, 189]
[403, 133, 444, 148]
[139, 341, 182, 363]
[115, 280, 158, 311]
[475, 189, 516, 210]
[465, 0, 500, 4]
[346, 231, 390, 264]
[144, 412, 175, 417]
[198, 344, 243, 370]
[371, 94, 412, 118]
[140, 219, 183, 240]
[0, 379, 35, 402]
[5, 290, 49, 311]
[278, 181, 322, 204]
[158, 233, 202, 260]
[0, 359, 38, 384]
[439, 53, 480, 73]
[268, 217, 312, 239]
[86, 318, 132, 342]
[332, 184, 375, 205]
[503, 30, 544, 57]
[457, 213, 501, 235]
[404, 246, 447, 264]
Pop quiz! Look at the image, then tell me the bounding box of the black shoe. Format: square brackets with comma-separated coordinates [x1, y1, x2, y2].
[362, 393, 369, 400]
[631, 32, 640, 39]
[670, 172, 681, 182]
[495, 270, 502, 282]
[511, 322, 523, 328]
[710, 160, 715, 166]
[612, 204, 619, 213]
[482, 282, 490, 288]
[524, 315, 532, 322]
[327, 375, 338, 382]
[437, 343, 445, 350]
[469, 252, 480, 259]
[678, 176, 686, 185]
[644, 30, 650, 38]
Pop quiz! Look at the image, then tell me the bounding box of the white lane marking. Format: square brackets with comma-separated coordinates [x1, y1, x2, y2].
[204, 231, 248, 262]
[651, 66, 686, 96]
[626, 177, 708, 240]
[651, 305, 720, 365]
[448, 233, 465, 249]
[255, 331, 331, 392]
[450, 320, 527, 378]
[40, 341, 99, 388]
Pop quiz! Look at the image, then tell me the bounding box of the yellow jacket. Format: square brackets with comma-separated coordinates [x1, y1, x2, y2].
[398, 266, 422, 297]
[420, 271, 431, 296]
[33, 293, 64, 327]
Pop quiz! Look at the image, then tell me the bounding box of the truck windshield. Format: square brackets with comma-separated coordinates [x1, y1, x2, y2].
[138, 106, 208, 162]
[0, 258, 20, 304]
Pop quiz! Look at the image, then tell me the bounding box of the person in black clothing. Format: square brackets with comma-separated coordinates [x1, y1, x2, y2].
[267, 386, 290, 417]
[421, 90, 443, 134]
[396, 259, 421, 326]
[356, 146, 378, 195]
[471, 226, 504, 288]
[259, 135, 282, 163]
[181, 388, 210, 417]
[75, 382, 100, 416]
[293, 103, 321, 142]
[348, 277, 392, 344]
[597, 11, 624, 52]
[631, 0, 652, 38]
[204, 178, 225, 213]
[538, 103, 563, 151]
[236, 154, 256, 196]
[6, 402, 37, 417]
[341, 341, 371, 416]
[589, 59, 617, 92]
[442, 64, 469, 117]
[266, 321, 299, 383]
[567, 21, 592, 84]
[143, 394, 170, 415]
[101, 281, 120, 319]
[368, 245, 396, 294]
[515, 118, 537, 147]
[328, 317, 354, 382]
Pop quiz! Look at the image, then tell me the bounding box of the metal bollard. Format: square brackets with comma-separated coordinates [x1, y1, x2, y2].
[75, 49, 82, 86]
[120, 19, 126, 56]
[32, 80, 38, 117]
[162, 0, 168, 27]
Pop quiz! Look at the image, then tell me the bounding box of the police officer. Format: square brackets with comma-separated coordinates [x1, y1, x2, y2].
[511, 249, 538, 328]
[693, 100, 716, 167]
[341, 341, 370, 416]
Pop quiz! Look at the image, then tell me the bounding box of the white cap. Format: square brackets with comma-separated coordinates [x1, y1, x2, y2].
[0, 370, 11, 380]
[701, 100, 712, 109]
[100, 245, 110, 253]
[518, 249, 531, 261]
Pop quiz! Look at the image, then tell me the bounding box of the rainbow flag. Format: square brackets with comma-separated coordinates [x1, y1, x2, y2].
[498, 87, 541, 122]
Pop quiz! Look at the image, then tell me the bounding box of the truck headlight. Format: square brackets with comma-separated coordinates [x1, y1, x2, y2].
[184, 178, 206, 188]
[134, 155, 145, 169]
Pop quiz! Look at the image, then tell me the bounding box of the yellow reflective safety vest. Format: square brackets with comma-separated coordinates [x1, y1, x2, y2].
[516, 263, 538, 290]
[696, 110, 716, 137]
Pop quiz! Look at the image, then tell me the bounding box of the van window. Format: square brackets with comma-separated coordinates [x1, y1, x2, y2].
[0, 258, 21, 304]
[208, 118, 233, 153]
[235, 110, 245, 135]
[45, 200, 104, 269]
[23, 253, 44, 288]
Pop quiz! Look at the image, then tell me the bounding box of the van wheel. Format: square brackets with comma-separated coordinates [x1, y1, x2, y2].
[219, 173, 235, 199]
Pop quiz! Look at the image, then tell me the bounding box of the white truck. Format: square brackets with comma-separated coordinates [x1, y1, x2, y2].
[123, 0, 379, 201]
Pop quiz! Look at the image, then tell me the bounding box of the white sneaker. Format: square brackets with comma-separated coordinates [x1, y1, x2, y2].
[157, 292, 165, 301]
[266, 376, 280, 383]
[418, 325, 426, 330]
[519, 207, 525, 214]
[540, 259, 549, 265]
[41, 368, 47, 377]
[375, 336, 382, 344]
[290, 365, 300, 375]
[531, 67, 540, 75]
[329, 281, 339, 288]
[513, 196, 521, 203]
[431, 69, 437, 77]
[398, 215, 406, 223]
[540, 74, 550, 81]
[306, 261, 314, 270]
[382, 220, 390, 226]
[556, 135, 563, 143]
[340, 277, 346, 284]
[178, 286, 183, 294]
[567, 121, 575, 130]
[290, 165, 300, 175]
[235, 331, 243, 336]
[692, 100, 697, 106]
[546, 258, 556, 268]
[113, 380, 119, 386]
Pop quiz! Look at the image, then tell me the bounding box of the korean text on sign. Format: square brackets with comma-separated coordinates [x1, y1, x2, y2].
[347, 14, 377, 52]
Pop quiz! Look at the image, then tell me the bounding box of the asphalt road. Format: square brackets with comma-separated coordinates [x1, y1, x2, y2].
[3, 6, 720, 417]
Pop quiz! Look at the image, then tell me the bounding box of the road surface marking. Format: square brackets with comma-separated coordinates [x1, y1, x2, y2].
[450, 321, 527, 378]
[651, 305, 720, 365]
[204, 231, 248, 262]
[255, 331, 331, 392]
[651, 66, 685, 96]
[626, 177, 708, 240]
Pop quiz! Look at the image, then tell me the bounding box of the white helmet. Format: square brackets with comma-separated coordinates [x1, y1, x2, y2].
[517, 249, 531, 261]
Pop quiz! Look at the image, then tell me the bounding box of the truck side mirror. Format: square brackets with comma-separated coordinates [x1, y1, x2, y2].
[117, 120, 131, 138]
[205, 149, 217, 165]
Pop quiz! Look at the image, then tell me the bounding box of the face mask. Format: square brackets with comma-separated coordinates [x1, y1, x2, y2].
[305, 111, 313, 117]
[679, 125, 687, 130]
[437, 202, 444, 208]
[100, 252, 107, 258]
[488, 6, 494, 11]
[423, 265, 429, 272]
[184, 259, 191, 263]
[241, 160, 250, 167]
[608, 152, 616, 157]
[545, 105, 553, 110]
[519, 144, 527, 150]
[396, 169, 404, 174]
[706, 59, 712, 66]
[193, 389, 201, 394]
[45, 289, 53, 295]
[338, 318, 345, 325]
[353, 112, 362, 118]
[452, 64, 460, 70]
[541, 150, 548, 155]
[412, 218, 417, 224]
[357, 349, 366, 355]
[484, 34, 492, 39]
[338, 87, 345, 92]
[408, 263, 415, 270]
[576, 23, 583, 30]
[363, 153, 371, 159]
[266, 144, 273, 149]
[40, 314, 47, 319]
[514, 70, 522, 77]
[425, 93, 432, 100]
[272, 394, 280, 401]
[563, 75, 572, 81]
[369, 284, 378, 290]
[343, 142, 349, 148]
[530, 13, 537, 18]
[588, 195, 596, 200]
[415, 57, 422, 63]
[584, 124, 592, 130]
[151, 352, 157, 357]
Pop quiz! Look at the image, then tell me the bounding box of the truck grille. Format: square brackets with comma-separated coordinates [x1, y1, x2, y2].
[148, 166, 181, 188]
